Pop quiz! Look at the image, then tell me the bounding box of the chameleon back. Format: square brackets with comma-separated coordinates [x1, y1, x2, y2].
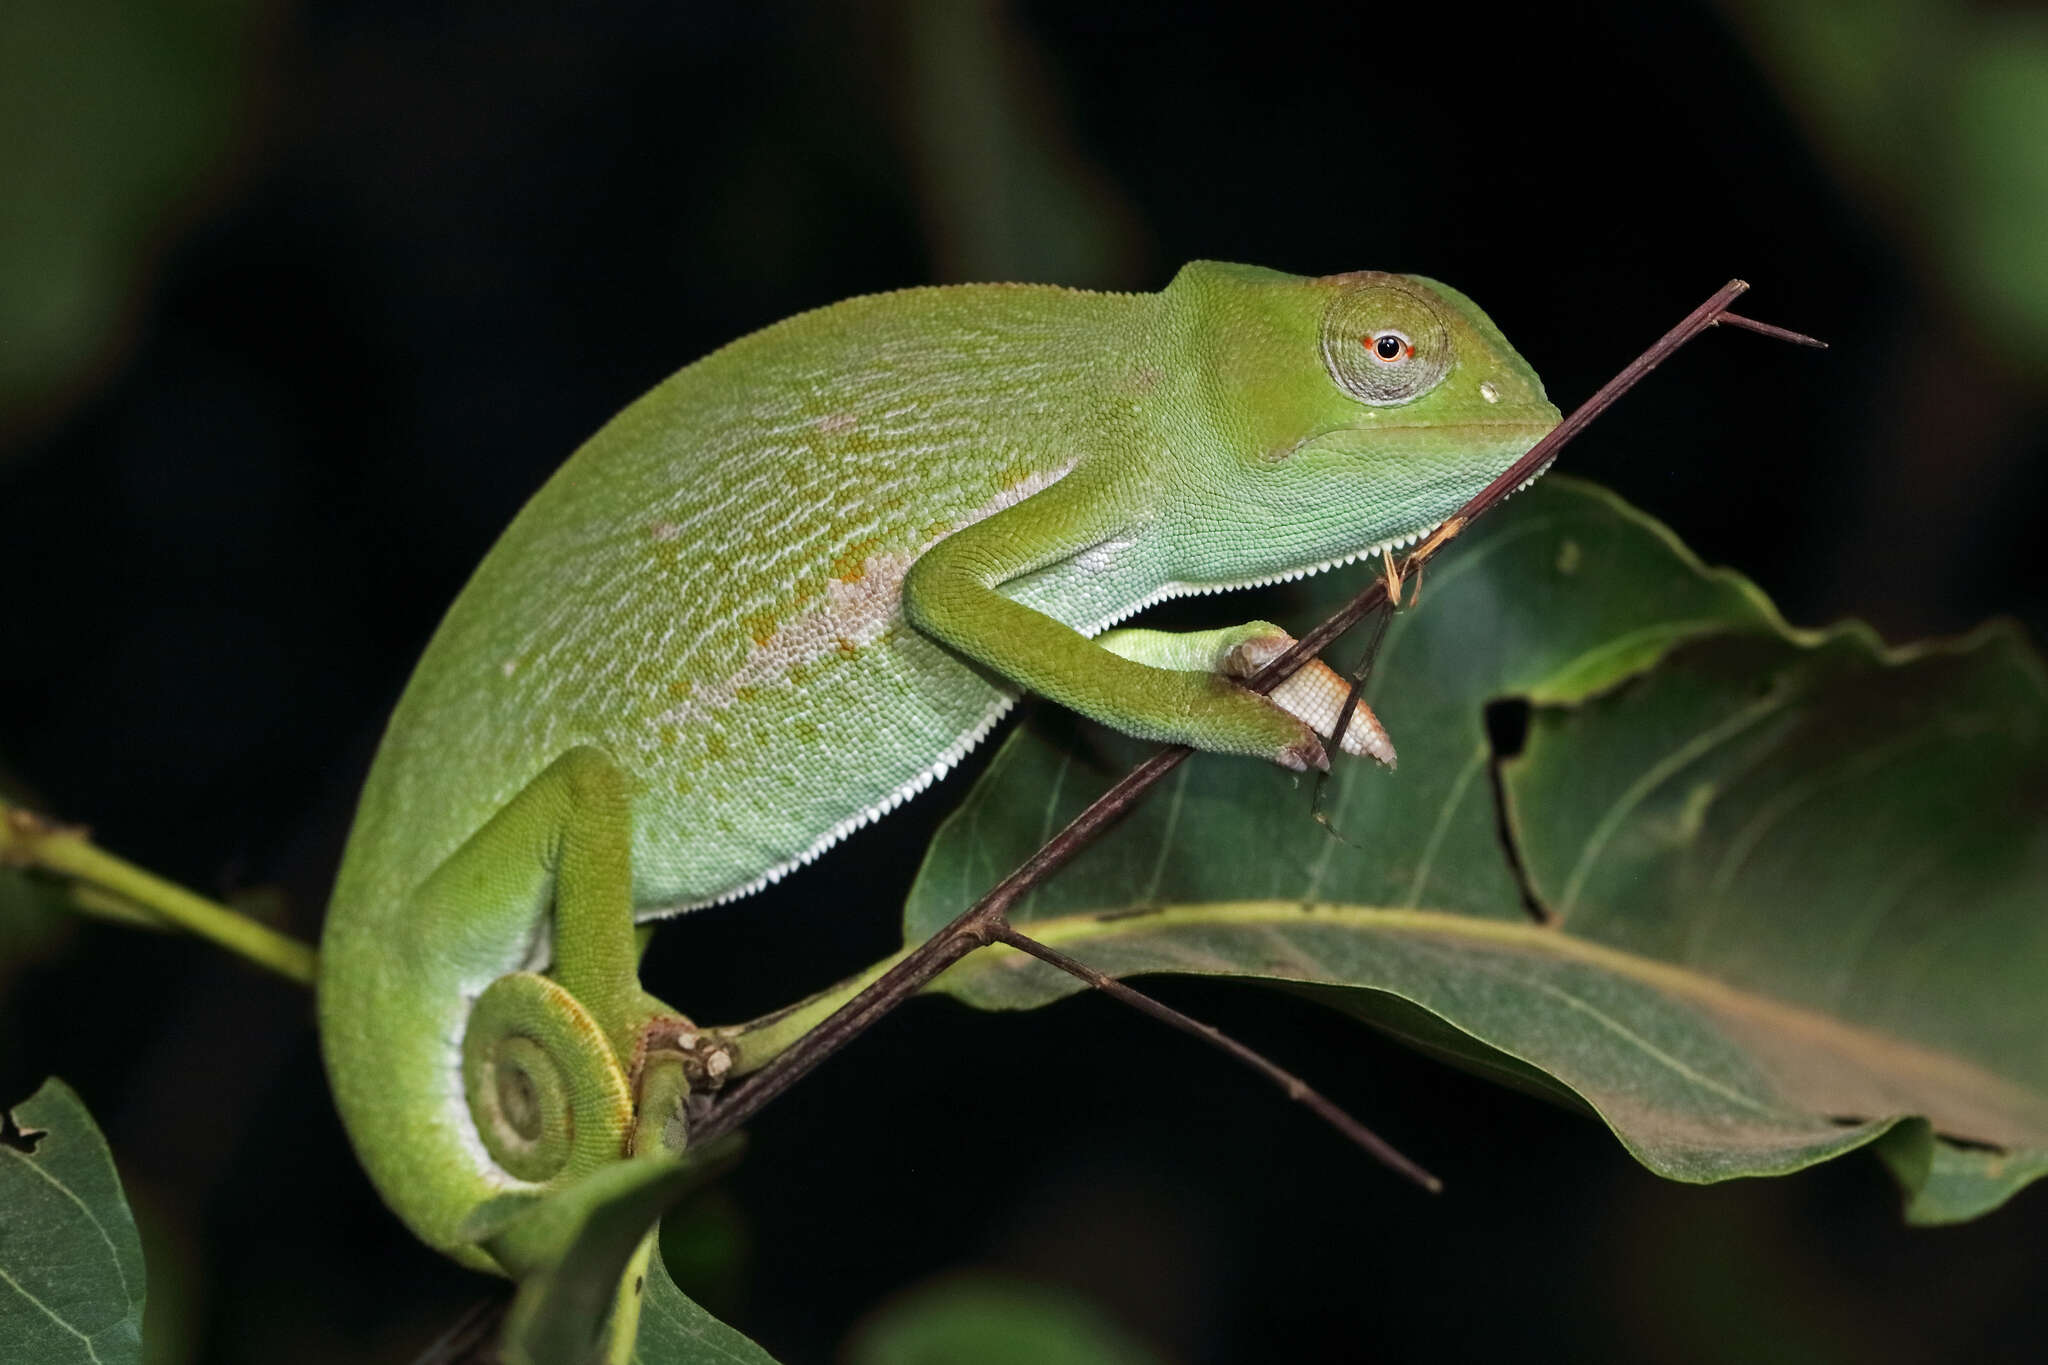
[336, 281, 1152, 927]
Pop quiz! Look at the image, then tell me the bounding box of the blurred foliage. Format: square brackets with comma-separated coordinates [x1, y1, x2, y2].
[889, 0, 1145, 287]
[0, 1079, 147, 1364]
[1727, 0, 2048, 375]
[0, 868, 77, 986]
[844, 1275, 1163, 1365]
[907, 480, 2048, 1220]
[0, 767, 78, 985]
[0, 0, 264, 445]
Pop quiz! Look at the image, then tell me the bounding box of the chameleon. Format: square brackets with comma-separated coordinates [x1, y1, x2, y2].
[316, 261, 1558, 1283]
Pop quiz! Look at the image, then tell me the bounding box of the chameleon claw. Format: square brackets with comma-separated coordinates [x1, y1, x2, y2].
[1280, 732, 1332, 773]
[1227, 633, 1397, 769]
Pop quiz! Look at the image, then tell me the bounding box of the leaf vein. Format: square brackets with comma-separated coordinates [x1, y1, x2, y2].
[0, 1145, 132, 1305]
[0, 1262, 102, 1362]
[1403, 745, 1487, 907]
[1558, 685, 1798, 918]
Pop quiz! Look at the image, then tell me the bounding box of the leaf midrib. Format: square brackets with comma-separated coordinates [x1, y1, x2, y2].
[965, 901, 2048, 1144]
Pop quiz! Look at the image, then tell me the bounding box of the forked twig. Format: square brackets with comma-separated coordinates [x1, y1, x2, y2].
[691, 281, 1821, 1184]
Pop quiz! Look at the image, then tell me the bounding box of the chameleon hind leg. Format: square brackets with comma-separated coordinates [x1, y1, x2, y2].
[412, 746, 691, 1273]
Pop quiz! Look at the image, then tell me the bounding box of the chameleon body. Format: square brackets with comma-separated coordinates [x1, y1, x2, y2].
[317, 262, 1557, 1279]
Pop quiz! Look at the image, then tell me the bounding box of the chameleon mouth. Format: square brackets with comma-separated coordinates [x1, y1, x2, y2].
[1277, 411, 1557, 464]
[1092, 414, 1561, 637]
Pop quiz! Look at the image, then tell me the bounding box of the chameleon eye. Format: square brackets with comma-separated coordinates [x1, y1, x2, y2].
[1321, 278, 1453, 405]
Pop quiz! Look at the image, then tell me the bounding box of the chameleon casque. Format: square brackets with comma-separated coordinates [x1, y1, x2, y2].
[317, 261, 1559, 1281]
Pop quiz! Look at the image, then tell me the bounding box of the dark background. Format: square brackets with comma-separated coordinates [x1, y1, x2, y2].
[4, 2, 2045, 1361]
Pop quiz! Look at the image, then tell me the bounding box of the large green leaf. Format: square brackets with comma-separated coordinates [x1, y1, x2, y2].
[0, 1078, 147, 1364]
[903, 478, 2048, 1222]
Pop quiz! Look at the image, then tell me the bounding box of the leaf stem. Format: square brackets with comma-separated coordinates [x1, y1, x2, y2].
[0, 800, 318, 986]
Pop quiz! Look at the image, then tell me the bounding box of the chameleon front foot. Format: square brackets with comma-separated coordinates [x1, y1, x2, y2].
[1221, 630, 1396, 768]
[1093, 619, 1397, 769]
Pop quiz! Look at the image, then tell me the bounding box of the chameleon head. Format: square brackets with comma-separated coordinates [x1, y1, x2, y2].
[1161, 262, 1561, 580]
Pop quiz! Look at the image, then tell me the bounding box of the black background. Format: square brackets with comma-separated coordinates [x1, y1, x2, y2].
[4, 3, 2045, 1362]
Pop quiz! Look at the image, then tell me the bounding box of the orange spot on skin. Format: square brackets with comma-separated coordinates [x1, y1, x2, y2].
[741, 608, 780, 648]
[667, 678, 694, 700]
[830, 538, 881, 582]
[835, 636, 859, 659]
[923, 519, 954, 541]
[731, 685, 761, 704]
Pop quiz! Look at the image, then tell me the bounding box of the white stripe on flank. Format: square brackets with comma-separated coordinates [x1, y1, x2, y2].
[656, 690, 1020, 914]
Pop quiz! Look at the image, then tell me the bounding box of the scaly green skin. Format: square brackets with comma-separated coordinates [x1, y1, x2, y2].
[317, 262, 1557, 1281]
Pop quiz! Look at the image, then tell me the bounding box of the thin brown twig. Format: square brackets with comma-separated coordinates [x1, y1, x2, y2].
[1716, 312, 1828, 348]
[993, 924, 1442, 1192]
[692, 280, 1813, 1168]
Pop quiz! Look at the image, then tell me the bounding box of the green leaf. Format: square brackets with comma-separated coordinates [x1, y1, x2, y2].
[844, 1275, 1162, 1365]
[633, 1249, 779, 1365]
[905, 478, 2048, 1221]
[487, 1137, 769, 1365]
[0, 1078, 146, 1365]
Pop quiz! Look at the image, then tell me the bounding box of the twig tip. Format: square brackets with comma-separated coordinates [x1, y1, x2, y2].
[1716, 311, 1829, 349]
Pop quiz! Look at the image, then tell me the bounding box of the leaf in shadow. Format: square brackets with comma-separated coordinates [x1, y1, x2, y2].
[633, 1247, 779, 1365]
[903, 478, 2048, 1222]
[0, 1078, 146, 1365]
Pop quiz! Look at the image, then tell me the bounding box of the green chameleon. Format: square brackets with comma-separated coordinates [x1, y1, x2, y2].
[317, 262, 1557, 1289]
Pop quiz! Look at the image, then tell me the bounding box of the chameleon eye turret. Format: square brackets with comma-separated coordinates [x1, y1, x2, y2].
[1320, 275, 1455, 405]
